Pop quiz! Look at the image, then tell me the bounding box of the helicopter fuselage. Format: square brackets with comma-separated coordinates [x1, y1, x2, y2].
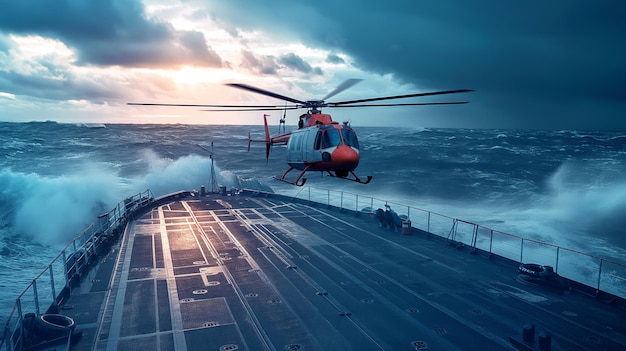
[286, 122, 360, 175]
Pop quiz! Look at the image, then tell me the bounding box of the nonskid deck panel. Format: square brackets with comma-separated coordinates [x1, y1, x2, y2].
[59, 194, 625, 351]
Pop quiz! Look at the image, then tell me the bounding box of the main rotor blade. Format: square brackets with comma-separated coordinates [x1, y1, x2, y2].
[199, 107, 302, 112]
[322, 78, 363, 101]
[127, 102, 284, 108]
[226, 83, 306, 104]
[328, 102, 469, 108]
[330, 89, 473, 106]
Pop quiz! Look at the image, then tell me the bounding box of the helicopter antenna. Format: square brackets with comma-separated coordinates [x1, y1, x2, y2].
[197, 142, 218, 193]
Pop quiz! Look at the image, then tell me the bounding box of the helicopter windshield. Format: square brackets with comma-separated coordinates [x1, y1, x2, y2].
[318, 129, 342, 149]
[341, 128, 359, 149]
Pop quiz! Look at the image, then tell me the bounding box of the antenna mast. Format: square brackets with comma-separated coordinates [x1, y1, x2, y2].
[197, 142, 218, 193]
[210, 142, 217, 193]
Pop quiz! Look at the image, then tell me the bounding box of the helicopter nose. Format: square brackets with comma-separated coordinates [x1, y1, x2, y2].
[331, 145, 359, 170]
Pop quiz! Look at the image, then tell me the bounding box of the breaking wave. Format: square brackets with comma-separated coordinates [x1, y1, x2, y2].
[534, 161, 626, 249]
[0, 152, 239, 247]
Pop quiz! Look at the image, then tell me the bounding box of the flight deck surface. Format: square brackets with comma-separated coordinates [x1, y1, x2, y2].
[61, 193, 625, 351]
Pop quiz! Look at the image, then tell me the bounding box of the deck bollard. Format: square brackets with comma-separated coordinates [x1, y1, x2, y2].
[538, 332, 551, 351]
[522, 324, 535, 344]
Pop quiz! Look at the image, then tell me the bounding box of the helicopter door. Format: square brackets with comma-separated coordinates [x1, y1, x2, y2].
[303, 128, 317, 162]
[287, 131, 305, 165]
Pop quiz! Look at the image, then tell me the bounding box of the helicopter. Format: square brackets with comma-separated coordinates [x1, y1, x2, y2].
[128, 79, 472, 186]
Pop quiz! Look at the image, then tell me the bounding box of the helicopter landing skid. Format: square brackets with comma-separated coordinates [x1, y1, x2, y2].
[326, 170, 372, 184]
[274, 165, 310, 186]
[275, 167, 371, 186]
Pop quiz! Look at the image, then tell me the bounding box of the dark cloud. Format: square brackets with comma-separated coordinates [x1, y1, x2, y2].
[0, 0, 222, 68]
[207, 0, 626, 130]
[326, 54, 345, 65]
[240, 50, 279, 75]
[0, 69, 123, 102]
[240, 50, 322, 76]
[277, 53, 322, 75]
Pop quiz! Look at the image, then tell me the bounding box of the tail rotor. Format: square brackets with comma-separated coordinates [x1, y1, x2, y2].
[248, 114, 273, 163]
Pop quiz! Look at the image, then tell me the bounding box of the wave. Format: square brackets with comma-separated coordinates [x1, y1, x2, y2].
[130, 149, 241, 196]
[469, 161, 626, 259]
[0, 168, 120, 246]
[540, 162, 626, 244]
[75, 123, 106, 128]
[0, 151, 248, 247]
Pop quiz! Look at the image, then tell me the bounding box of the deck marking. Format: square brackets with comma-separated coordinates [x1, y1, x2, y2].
[158, 206, 188, 351]
[103, 221, 137, 351]
[152, 233, 161, 351]
[93, 216, 134, 350]
[181, 201, 263, 351]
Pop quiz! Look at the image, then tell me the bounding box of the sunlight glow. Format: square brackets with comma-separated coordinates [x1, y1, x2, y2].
[0, 92, 16, 100]
[0, 1, 424, 126]
[10, 35, 74, 62]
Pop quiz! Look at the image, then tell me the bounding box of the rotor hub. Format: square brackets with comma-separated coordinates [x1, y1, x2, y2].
[303, 100, 326, 114]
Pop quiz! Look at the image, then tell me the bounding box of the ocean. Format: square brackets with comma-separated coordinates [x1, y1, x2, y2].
[1, 121, 625, 322]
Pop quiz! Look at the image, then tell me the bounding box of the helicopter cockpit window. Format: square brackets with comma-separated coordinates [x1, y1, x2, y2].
[314, 131, 323, 150]
[341, 128, 359, 149]
[321, 129, 342, 149]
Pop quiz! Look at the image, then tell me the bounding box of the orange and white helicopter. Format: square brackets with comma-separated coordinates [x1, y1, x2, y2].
[129, 79, 472, 186]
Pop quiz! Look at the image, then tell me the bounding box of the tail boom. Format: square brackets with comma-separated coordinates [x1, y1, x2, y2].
[248, 114, 291, 160]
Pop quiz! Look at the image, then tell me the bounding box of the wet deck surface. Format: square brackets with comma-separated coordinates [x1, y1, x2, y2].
[63, 193, 626, 351]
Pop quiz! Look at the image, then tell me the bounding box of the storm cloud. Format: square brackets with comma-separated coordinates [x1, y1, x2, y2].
[0, 0, 624, 129]
[0, 0, 222, 68]
[205, 0, 626, 130]
[277, 53, 322, 75]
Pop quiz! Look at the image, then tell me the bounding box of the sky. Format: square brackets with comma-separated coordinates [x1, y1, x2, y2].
[0, 0, 625, 130]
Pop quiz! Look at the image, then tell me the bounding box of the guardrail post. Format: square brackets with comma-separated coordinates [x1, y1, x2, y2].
[327, 189, 330, 207]
[3, 323, 10, 351]
[427, 212, 431, 234]
[340, 192, 344, 210]
[15, 298, 23, 351]
[16, 299, 22, 323]
[447, 219, 457, 242]
[555, 247, 560, 273]
[520, 238, 524, 262]
[49, 265, 56, 306]
[471, 224, 478, 250]
[32, 279, 40, 316]
[355, 195, 359, 213]
[62, 250, 69, 288]
[308, 187, 311, 203]
[597, 258, 603, 292]
[489, 230, 494, 255]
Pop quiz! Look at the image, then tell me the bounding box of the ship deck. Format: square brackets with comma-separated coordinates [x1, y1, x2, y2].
[61, 193, 626, 351]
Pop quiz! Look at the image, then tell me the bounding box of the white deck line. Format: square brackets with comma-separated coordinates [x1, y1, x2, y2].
[158, 206, 188, 351]
[104, 222, 136, 351]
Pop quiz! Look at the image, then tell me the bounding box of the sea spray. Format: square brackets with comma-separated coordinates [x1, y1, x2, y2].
[129, 150, 239, 196]
[1, 167, 121, 245]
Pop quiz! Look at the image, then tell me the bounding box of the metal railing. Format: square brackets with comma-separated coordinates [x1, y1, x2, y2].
[288, 186, 626, 299]
[1, 190, 153, 351]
